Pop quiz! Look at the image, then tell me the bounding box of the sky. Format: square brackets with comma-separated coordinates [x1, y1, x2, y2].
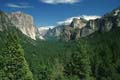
[0, 0, 120, 27]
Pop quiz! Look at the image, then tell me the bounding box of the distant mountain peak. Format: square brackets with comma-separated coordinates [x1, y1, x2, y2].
[45, 7, 120, 41]
[9, 12, 36, 40]
[57, 15, 101, 26]
[70, 18, 87, 29]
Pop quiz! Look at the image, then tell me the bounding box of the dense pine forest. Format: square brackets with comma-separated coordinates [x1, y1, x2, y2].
[0, 26, 120, 80]
[0, 2, 120, 79]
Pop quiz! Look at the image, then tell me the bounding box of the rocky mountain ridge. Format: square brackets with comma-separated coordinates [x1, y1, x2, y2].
[45, 17, 89, 41]
[0, 11, 47, 40]
[0, 7, 120, 41]
[45, 7, 120, 41]
[8, 12, 36, 40]
[0, 11, 12, 31]
[36, 27, 49, 40]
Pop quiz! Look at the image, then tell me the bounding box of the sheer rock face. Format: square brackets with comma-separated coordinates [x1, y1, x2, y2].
[81, 7, 120, 37]
[9, 12, 36, 40]
[45, 7, 120, 41]
[70, 18, 87, 29]
[83, 7, 120, 37]
[0, 7, 120, 41]
[0, 12, 12, 31]
[0, 11, 51, 40]
[45, 25, 66, 40]
[45, 18, 87, 41]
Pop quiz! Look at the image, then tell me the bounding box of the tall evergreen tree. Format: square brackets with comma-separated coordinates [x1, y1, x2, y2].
[64, 41, 93, 80]
[0, 32, 33, 80]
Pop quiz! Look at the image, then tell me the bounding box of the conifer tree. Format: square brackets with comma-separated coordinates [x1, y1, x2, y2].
[64, 41, 92, 80]
[0, 32, 33, 80]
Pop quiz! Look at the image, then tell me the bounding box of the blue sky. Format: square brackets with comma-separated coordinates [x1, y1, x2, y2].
[0, 0, 120, 27]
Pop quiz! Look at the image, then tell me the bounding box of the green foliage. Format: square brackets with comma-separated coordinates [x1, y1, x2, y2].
[87, 27, 120, 80]
[37, 65, 51, 80]
[64, 41, 92, 80]
[64, 28, 120, 80]
[0, 32, 33, 80]
[19, 37, 76, 80]
[0, 27, 120, 80]
[50, 59, 65, 80]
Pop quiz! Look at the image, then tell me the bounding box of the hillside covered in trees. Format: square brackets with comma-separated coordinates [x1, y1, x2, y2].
[0, 4, 120, 80]
[0, 25, 120, 80]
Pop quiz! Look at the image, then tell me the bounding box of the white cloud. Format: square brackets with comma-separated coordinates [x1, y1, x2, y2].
[6, 3, 33, 9]
[40, 0, 80, 4]
[81, 15, 101, 20]
[57, 17, 80, 25]
[39, 26, 55, 29]
[57, 15, 101, 25]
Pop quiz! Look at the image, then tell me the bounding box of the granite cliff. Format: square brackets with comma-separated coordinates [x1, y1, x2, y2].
[0, 11, 45, 40]
[0, 7, 120, 41]
[45, 7, 120, 41]
[9, 12, 36, 40]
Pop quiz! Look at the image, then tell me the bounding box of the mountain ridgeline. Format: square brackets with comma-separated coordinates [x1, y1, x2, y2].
[45, 7, 120, 41]
[0, 7, 120, 41]
[0, 7, 120, 80]
[0, 11, 48, 40]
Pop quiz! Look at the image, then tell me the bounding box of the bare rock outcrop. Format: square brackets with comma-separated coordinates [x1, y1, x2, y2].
[9, 12, 36, 40]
